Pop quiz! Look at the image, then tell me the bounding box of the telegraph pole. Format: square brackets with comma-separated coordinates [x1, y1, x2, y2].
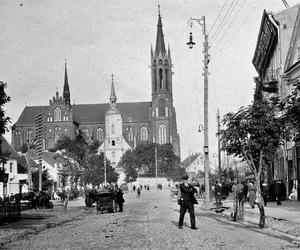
[217, 109, 222, 183]
[155, 146, 158, 184]
[187, 16, 210, 210]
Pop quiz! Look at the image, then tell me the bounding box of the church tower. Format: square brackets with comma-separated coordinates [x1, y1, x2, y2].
[99, 75, 131, 168]
[150, 6, 179, 154]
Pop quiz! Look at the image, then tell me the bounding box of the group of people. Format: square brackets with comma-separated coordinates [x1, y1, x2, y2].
[132, 184, 150, 198]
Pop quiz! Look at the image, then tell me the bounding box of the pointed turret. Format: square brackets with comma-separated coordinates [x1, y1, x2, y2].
[155, 5, 166, 55]
[110, 74, 117, 108]
[63, 60, 70, 106]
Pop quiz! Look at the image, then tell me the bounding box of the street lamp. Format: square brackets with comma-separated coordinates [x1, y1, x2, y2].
[187, 16, 210, 210]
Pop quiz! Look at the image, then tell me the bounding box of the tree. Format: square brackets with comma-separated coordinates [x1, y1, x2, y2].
[119, 142, 184, 182]
[0, 82, 11, 160]
[219, 100, 285, 228]
[54, 130, 89, 211]
[32, 169, 53, 192]
[84, 152, 119, 186]
[280, 83, 300, 137]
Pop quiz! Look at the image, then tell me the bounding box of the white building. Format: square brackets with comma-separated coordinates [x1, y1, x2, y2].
[0, 136, 30, 198]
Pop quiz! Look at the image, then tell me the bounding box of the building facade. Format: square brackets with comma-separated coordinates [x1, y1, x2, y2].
[11, 9, 181, 167]
[252, 4, 300, 198]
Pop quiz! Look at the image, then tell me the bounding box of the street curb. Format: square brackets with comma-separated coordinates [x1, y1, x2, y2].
[219, 208, 300, 243]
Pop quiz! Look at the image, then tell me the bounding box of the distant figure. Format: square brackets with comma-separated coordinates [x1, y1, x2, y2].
[136, 188, 141, 198]
[144, 185, 147, 190]
[289, 185, 297, 200]
[115, 186, 125, 212]
[248, 182, 256, 208]
[133, 185, 136, 192]
[147, 184, 150, 191]
[275, 180, 282, 205]
[214, 181, 222, 207]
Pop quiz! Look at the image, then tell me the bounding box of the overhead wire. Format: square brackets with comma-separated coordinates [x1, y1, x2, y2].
[211, 0, 248, 51]
[210, 0, 240, 47]
[209, 0, 238, 44]
[211, 0, 256, 55]
[208, 0, 229, 36]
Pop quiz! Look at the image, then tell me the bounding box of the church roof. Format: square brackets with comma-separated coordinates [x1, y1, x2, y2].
[14, 101, 152, 126]
[15, 106, 47, 126]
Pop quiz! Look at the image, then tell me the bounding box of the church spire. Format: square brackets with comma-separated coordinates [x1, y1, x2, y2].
[63, 60, 70, 106]
[155, 5, 166, 55]
[110, 74, 117, 108]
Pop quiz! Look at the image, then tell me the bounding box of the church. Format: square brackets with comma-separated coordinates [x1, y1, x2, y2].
[11, 9, 181, 166]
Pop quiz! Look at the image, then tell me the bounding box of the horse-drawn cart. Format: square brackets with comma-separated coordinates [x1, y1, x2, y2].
[95, 192, 117, 214]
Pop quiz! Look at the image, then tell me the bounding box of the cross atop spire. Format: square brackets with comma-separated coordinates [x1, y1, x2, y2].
[110, 73, 117, 108]
[155, 5, 166, 55]
[158, 4, 160, 16]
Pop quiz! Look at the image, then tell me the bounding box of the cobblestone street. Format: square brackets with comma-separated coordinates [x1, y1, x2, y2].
[1, 189, 298, 250]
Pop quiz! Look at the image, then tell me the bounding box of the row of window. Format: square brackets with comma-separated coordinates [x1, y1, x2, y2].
[17, 124, 167, 148]
[46, 108, 69, 122]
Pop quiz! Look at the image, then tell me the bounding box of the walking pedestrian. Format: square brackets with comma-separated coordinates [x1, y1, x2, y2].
[248, 181, 256, 208]
[133, 185, 136, 192]
[114, 185, 125, 212]
[178, 174, 198, 230]
[275, 180, 282, 205]
[214, 180, 222, 207]
[136, 188, 141, 198]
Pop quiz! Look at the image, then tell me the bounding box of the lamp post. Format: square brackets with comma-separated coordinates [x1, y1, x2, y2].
[187, 16, 210, 210]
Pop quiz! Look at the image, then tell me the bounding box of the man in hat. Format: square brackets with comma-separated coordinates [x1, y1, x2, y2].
[178, 174, 198, 229]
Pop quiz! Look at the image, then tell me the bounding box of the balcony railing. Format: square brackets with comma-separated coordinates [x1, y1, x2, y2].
[262, 68, 279, 93]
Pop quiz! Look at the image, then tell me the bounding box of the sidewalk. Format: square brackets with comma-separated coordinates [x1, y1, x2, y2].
[208, 197, 300, 239]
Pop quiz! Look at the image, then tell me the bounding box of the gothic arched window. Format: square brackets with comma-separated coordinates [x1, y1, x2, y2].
[54, 107, 61, 122]
[140, 127, 148, 141]
[158, 124, 167, 145]
[165, 107, 169, 117]
[154, 68, 157, 91]
[26, 130, 33, 144]
[82, 128, 89, 138]
[165, 68, 169, 90]
[159, 99, 165, 116]
[159, 68, 163, 89]
[47, 137, 53, 149]
[126, 127, 133, 141]
[155, 107, 159, 117]
[96, 128, 104, 142]
[54, 127, 61, 144]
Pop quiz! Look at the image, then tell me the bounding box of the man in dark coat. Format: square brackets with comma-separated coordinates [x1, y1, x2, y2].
[178, 174, 198, 230]
[114, 186, 125, 212]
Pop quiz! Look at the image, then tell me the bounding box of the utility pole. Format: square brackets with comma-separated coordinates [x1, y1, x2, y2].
[187, 16, 210, 210]
[217, 109, 222, 183]
[155, 146, 158, 184]
[189, 150, 191, 180]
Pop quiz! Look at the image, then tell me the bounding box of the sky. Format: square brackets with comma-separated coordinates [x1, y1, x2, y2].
[1, 0, 299, 162]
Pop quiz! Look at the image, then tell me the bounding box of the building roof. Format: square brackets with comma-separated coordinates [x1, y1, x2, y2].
[14, 101, 152, 127]
[15, 105, 47, 126]
[181, 153, 201, 169]
[1, 135, 19, 158]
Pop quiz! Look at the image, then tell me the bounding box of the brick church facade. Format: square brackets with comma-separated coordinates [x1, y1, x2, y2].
[11, 10, 181, 164]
